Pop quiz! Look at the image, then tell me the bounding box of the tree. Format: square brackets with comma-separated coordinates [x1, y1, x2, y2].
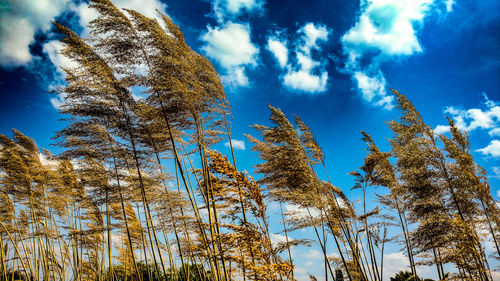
[335, 268, 345, 281]
[389, 271, 434, 281]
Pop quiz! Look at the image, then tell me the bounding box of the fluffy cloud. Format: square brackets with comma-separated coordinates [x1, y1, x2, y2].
[201, 22, 259, 87]
[69, 3, 100, 37]
[267, 38, 288, 68]
[224, 139, 246, 150]
[268, 23, 330, 94]
[435, 95, 500, 158]
[202, 0, 262, 88]
[382, 252, 436, 280]
[353, 71, 393, 110]
[270, 233, 287, 245]
[490, 128, 500, 137]
[383, 252, 410, 280]
[0, 0, 71, 67]
[492, 167, 500, 180]
[434, 124, 451, 135]
[43, 35, 80, 109]
[445, 0, 455, 12]
[0, 0, 167, 68]
[476, 140, 500, 158]
[441, 97, 500, 133]
[214, 0, 264, 22]
[43, 40, 78, 75]
[299, 23, 330, 55]
[342, 0, 432, 58]
[302, 249, 323, 260]
[283, 70, 328, 93]
[270, 233, 298, 249]
[491, 271, 500, 281]
[202, 23, 258, 68]
[341, 0, 434, 109]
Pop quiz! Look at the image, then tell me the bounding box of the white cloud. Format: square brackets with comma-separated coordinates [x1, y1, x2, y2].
[300, 23, 329, 54]
[490, 128, 500, 137]
[296, 52, 319, 71]
[201, 22, 259, 87]
[302, 249, 323, 260]
[304, 261, 314, 267]
[267, 38, 288, 68]
[294, 265, 316, 281]
[50, 94, 65, 110]
[493, 167, 500, 180]
[341, 0, 434, 109]
[468, 108, 499, 130]
[435, 95, 500, 155]
[435, 97, 500, 182]
[224, 139, 246, 150]
[492, 271, 500, 281]
[226, 0, 261, 14]
[0, 0, 169, 111]
[214, 0, 264, 22]
[43, 40, 78, 75]
[0, 18, 35, 66]
[270, 233, 289, 248]
[350, 71, 394, 110]
[443, 97, 500, 134]
[43, 37, 82, 110]
[42, 40, 79, 110]
[382, 252, 410, 280]
[0, 0, 71, 67]
[354, 71, 383, 101]
[376, 95, 395, 110]
[445, 0, 455, 12]
[342, 0, 432, 59]
[0, 0, 168, 68]
[476, 140, 500, 158]
[221, 66, 249, 87]
[268, 23, 330, 94]
[382, 252, 435, 280]
[434, 125, 450, 135]
[70, 3, 100, 37]
[294, 267, 307, 275]
[283, 70, 328, 93]
[39, 153, 58, 169]
[204, 0, 262, 89]
[202, 22, 258, 68]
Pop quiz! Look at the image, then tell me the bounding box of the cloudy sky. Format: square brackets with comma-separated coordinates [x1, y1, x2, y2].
[0, 0, 499, 279]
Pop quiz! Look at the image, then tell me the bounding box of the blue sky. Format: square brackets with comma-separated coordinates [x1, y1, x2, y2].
[1, 0, 500, 280]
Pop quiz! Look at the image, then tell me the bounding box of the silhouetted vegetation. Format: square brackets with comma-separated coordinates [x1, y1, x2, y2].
[389, 271, 435, 281]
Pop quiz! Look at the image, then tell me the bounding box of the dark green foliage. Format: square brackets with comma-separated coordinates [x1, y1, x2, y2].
[105, 263, 210, 281]
[176, 264, 211, 281]
[335, 268, 344, 281]
[389, 271, 434, 281]
[0, 270, 29, 281]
